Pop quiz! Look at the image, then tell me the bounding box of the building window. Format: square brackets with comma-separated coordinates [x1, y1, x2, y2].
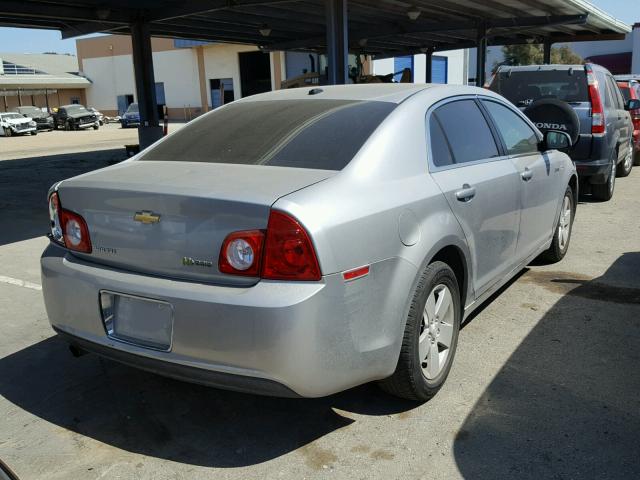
[70, 96, 80, 104]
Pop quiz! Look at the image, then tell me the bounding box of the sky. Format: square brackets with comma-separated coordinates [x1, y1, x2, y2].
[0, 0, 636, 56]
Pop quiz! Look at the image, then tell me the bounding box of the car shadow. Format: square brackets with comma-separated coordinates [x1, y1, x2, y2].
[0, 149, 126, 246]
[454, 252, 640, 479]
[0, 334, 417, 467]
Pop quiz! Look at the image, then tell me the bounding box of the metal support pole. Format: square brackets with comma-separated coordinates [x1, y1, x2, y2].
[17, 88, 22, 107]
[476, 23, 487, 87]
[543, 40, 552, 64]
[130, 18, 162, 149]
[44, 88, 50, 112]
[425, 48, 434, 83]
[325, 0, 348, 85]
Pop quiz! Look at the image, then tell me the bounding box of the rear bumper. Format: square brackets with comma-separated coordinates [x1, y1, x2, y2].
[574, 159, 611, 184]
[41, 243, 412, 397]
[54, 326, 300, 397]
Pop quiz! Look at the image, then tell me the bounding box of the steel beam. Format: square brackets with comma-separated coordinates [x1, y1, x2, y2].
[543, 39, 552, 64]
[476, 22, 487, 87]
[425, 48, 434, 83]
[325, 0, 348, 85]
[130, 19, 163, 150]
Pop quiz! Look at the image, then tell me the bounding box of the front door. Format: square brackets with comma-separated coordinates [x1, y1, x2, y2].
[428, 98, 521, 298]
[480, 99, 562, 260]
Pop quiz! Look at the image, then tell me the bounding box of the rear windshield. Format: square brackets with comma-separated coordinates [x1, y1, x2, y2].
[126, 103, 139, 113]
[489, 70, 589, 107]
[139, 99, 396, 170]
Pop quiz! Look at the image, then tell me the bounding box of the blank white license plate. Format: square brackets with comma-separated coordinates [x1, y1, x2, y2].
[100, 292, 173, 351]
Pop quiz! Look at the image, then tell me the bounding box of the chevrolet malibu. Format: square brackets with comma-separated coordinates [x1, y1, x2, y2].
[41, 84, 577, 401]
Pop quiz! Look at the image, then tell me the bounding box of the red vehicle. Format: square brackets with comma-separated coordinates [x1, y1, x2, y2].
[617, 79, 640, 165]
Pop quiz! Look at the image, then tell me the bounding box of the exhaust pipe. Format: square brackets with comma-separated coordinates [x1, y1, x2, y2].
[68, 344, 87, 358]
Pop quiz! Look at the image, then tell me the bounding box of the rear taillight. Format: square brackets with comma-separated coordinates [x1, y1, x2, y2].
[586, 65, 605, 134]
[219, 230, 265, 276]
[48, 192, 92, 253]
[218, 210, 321, 281]
[262, 210, 321, 281]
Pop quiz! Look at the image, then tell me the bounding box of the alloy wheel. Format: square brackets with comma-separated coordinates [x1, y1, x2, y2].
[419, 283, 455, 380]
[558, 195, 572, 251]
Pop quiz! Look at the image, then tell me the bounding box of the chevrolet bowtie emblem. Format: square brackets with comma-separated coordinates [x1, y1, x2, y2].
[133, 211, 161, 224]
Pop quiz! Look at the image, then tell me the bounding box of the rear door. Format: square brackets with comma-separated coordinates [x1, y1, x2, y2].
[428, 98, 521, 298]
[480, 98, 561, 261]
[601, 73, 630, 162]
[605, 74, 632, 161]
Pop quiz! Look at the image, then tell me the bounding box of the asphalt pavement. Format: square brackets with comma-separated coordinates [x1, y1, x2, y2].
[0, 140, 638, 479]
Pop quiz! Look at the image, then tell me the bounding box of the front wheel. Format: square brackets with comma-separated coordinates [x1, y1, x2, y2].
[539, 185, 574, 263]
[379, 261, 461, 402]
[31, 130, 37, 136]
[4, 127, 12, 137]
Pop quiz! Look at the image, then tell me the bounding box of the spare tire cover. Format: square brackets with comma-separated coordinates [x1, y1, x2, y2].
[523, 98, 580, 145]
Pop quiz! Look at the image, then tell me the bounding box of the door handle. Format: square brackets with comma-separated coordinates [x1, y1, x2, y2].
[521, 168, 533, 182]
[455, 184, 476, 202]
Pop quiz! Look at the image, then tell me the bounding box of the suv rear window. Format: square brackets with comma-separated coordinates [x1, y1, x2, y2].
[140, 99, 396, 170]
[489, 70, 589, 107]
[618, 85, 631, 102]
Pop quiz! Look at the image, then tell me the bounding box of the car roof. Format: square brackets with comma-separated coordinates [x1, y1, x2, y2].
[236, 83, 445, 104]
[496, 64, 587, 73]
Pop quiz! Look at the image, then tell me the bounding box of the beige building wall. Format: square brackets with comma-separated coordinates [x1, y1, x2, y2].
[77, 35, 273, 121]
[1, 88, 86, 112]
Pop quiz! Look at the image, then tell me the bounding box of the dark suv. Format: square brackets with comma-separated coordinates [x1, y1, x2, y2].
[489, 63, 636, 201]
[53, 104, 99, 131]
[14, 106, 54, 131]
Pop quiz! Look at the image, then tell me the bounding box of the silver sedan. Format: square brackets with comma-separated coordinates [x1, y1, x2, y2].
[41, 84, 577, 401]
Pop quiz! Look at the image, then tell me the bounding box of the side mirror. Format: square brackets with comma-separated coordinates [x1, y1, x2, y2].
[625, 98, 640, 111]
[542, 130, 572, 151]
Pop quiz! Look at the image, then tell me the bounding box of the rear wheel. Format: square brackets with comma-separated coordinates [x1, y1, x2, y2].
[539, 185, 574, 263]
[592, 160, 616, 201]
[379, 261, 461, 402]
[617, 141, 633, 177]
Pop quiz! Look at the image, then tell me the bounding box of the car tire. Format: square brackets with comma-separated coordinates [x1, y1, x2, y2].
[4, 127, 12, 137]
[379, 261, 461, 402]
[592, 160, 616, 201]
[539, 185, 574, 263]
[31, 130, 37, 136]
[93, 124, 99, 130]
[617, 142, 633, 177]
[634, 150, 640, 167]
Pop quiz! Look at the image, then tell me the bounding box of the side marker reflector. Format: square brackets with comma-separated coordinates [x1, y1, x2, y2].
[343, 265, 370, 281]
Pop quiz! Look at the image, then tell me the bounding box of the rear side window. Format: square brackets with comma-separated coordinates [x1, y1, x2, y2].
[489, 70, 589, 107]
[432, 100, 499, 164]
[429, 118, 454, 167]
[482, 100, 539, 155]
[619, 85, 631, 103]
[139, 99, 396, 170]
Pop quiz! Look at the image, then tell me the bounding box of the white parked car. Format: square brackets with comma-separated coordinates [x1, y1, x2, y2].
[0, 112, 37, 136]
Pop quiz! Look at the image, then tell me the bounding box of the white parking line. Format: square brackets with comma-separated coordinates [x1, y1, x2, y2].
[0, 275, 42, 291]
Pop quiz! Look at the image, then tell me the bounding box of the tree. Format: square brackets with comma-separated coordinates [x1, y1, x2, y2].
[500, 44, 582, 67]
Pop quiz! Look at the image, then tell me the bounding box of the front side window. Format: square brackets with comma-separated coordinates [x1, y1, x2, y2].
[432, 100, 499, 164]
[140, 99, 396, 171]
[482, 100, 539, 156]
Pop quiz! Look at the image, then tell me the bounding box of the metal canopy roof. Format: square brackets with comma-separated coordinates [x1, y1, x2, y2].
[0, 0, 630, 58]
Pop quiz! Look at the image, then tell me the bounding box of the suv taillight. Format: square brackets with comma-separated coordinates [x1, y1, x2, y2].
[586, 65, 605, 135]
[48, 192, 92, 253]
[218, 210, 321, 281]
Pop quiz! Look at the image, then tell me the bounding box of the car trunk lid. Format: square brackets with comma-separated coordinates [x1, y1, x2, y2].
[57, 161, 334, 286]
